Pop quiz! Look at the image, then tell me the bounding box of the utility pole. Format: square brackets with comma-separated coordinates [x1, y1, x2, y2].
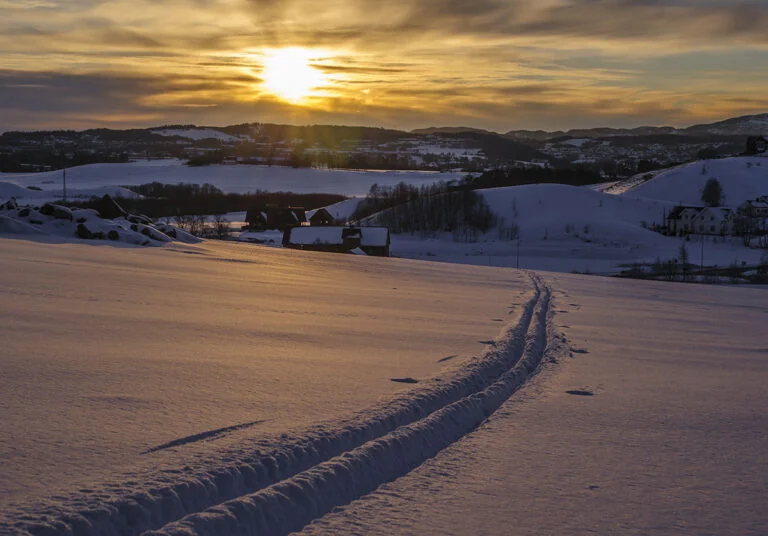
[62, 167, 67, 203]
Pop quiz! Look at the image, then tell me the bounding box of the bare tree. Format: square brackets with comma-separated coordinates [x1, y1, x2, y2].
[212, 214, 230, 240]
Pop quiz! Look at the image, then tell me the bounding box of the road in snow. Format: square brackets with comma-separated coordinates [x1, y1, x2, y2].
[301, 274, 768, 536]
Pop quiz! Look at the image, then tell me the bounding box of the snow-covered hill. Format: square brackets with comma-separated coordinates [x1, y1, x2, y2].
[623, 156, 768, 206]
[685, 113, 768, 136]
[375, 183, 764, 273]
[507, 112, 768, 140]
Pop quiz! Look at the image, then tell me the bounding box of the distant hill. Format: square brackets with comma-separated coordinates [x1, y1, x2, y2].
[411, 126, 496, 135]
[505, 113, 768, 141]
[683, 113, 768, 137]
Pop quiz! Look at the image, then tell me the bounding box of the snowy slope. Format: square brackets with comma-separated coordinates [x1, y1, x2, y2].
[380, 183, 764, 274]
[0, 239, 532, 534]
[3, 238, 766, 535]
[0, 160, 465, 198]
[301, 275, 768, 536]
[623, 156, 768, 205]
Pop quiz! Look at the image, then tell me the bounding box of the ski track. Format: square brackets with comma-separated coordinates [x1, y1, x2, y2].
[9, 274, 556, 536]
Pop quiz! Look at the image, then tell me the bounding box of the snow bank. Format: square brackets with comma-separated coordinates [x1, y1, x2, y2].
[0, 200, 200, 247]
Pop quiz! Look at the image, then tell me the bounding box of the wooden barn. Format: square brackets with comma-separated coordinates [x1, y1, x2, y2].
[246, 205, 306, 231]
[244, 207, 268, 231]
[267, 206, 306, 230]
[309, 208, 335, 226]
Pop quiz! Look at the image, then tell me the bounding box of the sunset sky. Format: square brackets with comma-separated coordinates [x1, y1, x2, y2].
[2, 0, 768, 132]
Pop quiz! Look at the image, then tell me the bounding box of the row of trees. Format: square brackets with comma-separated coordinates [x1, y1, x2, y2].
[172, 213, 231, 239]
[351, 181, 503, 241]
[74, 182, 346, 219]
[368, 189, 497, 238]
[467, 166, 604, 189]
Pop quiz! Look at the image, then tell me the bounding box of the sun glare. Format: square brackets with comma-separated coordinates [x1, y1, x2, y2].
[261, 48, 327, 103]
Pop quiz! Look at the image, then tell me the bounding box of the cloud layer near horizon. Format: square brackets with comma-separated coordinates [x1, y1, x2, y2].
[2, 0, 767, 131]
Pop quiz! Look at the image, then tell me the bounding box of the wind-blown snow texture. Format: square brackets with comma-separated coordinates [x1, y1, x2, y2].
[0, 239, 541, 535]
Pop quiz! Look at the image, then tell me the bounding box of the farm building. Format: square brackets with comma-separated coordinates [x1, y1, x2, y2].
[308, 208, 335, 226]
[666, 205, 734, 236]
[282, 226, 390, 256]
[246, 205, 306, 231]
[359, 227, 391, 257]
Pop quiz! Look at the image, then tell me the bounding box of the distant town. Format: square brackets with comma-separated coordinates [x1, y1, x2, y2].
[2, 113, 766, 179]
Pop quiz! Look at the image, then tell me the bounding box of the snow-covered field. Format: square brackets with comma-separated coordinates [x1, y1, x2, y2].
[0, 160, 464, 197]
[0, 238, 532, 533]
[301, 275, 768, 536]
[2, 237, 766, 535]
[385, 182, 766, 274]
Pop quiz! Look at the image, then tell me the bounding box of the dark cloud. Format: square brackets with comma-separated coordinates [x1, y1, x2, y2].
[232, 0, 768, 48]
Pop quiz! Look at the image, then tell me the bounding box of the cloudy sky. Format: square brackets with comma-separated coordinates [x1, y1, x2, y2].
[2, 0, 767, 132]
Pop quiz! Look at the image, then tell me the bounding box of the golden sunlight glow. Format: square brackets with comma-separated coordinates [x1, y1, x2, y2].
[261, 48, 327, 103]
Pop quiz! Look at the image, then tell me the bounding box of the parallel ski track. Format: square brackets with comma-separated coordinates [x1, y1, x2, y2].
[13, 275, 554, 536]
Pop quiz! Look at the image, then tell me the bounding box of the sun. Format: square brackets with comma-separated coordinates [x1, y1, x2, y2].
[260, 48, 327, 103]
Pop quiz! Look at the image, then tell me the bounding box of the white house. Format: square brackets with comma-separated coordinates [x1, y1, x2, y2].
[667, 206, 703, 235]
[691, 207, 734, 236]
[667, 205, 734, 236]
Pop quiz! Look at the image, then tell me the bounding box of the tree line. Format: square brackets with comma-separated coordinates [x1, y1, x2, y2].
[71, 182, 346, 219]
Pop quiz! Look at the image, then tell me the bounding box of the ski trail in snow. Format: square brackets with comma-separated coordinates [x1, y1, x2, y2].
[12, 275, 558, 536]
[145, 275, 556, 536]
[141, 420, 269, 455]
